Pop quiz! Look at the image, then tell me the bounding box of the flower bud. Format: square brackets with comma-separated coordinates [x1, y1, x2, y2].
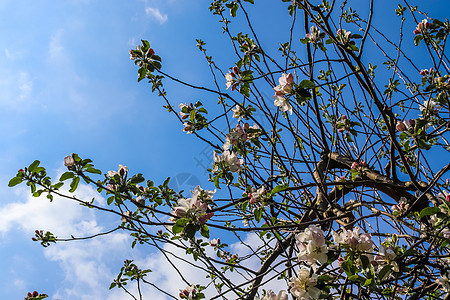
[396, 121, 407, 132]
[64, 155, 75, 167]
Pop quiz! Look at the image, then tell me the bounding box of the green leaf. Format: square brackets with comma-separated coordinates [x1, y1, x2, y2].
[270, 184, 289, 196]
[60, 171, 75, 181]
[299, 79, 315, 89]
[86, 166, 102, 175]
[200, 225, 210, 238]
[185, 223, 197, 238]
[243, 0, 254, 3]
[8, 176, 23, 187]
[28, 160, 40, 173]
[175, 217, 190, 227]
[172, 224, 184, 234]
[378, 265, 392, 280]
[107, 196, 114, 205]
[69, 176, 80, 193]
[419, 206, 441, 218]
[254, 207, 263, 222]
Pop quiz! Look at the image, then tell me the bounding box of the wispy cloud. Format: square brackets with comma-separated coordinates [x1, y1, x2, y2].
[145, 7, 168, 24]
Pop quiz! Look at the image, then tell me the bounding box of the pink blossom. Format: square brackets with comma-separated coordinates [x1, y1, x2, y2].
[414, 19, 430, 34]
[64, 155, 75, 167]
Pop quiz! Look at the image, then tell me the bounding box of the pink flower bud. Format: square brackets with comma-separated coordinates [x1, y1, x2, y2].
[341, 115, 347, 120]
[351, 162, 359, 169]
[232, 66, 239, 74]
[419, 69, 428, 76]
[64, 155, 75, 167]
[396, 121, 407, 132]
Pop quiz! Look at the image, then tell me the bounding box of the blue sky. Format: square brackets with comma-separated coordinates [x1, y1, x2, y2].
[0, 0, 449, 299]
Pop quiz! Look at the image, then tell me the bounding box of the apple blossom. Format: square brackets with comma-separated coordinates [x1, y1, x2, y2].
[183, 122, 194, 134]
[223, 124, 248, 150]
[273, 95, 293, 115]
[179, 103, 191, 119]
[437, 273, 450, 293]
[248, 186, 269, 205]
[374, 244, 399, 274]
[64, 155, 75, 168]
[254, 290, 288, 300]
[213, 150, 243, 173]
[296, 225, 328, 266]
[419, 99, 439, 114]
[413, 19, 430, 34]
[225, 67, 240, 91]
[305, 26, 323, 44]
[332, 227, 373, 253]
[336, 29, 351, 44]
[289, 267, 321, 300]
[171, 185, 215, 224]
[231, 104, 246, 120]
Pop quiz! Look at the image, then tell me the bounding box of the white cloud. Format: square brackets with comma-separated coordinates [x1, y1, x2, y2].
[48, 30, 65, 62]
[145, 7, 168, 24]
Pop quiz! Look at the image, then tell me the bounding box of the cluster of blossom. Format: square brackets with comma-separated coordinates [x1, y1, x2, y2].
[335, 115, 349, 133]
[391, 197, 410, 215]
[288, 267, 321, 300]
[420, 68, 434, 76]
[254, 290, 288, 300]
[129, 45, 155, 60]
[231, 104, 246, 120]
[396, 119, 415, 132]
[296, 225, 328, 266]
[419, 99, 439, 114]
[179, 285, 198, 300]
[273, 73, 295, 115]
[336, 29, 351, 44]
[248, 186, 270, 205]
[225, 66, 241, 91]
[351, 161, 367, 170]
[213, 150, 243, 173]
[121, 210, 132, 223]
[223, 124, 247, 150]
[332, 227, 373, 254]
[437, 259, 450, 293]
[413, 19, 430, 35]
[179, 103, 195, 133]
[106, 164, 129, 190]
[304, 26, 323, 44]
[374, 244, 399, 275]
[171, 185, 215, 224]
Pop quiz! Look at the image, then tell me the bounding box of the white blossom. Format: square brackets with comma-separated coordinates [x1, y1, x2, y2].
[289, 267, 321, 300]
[296, 225, 328, 266]
[213, 150, 243, 173]
[254, 290, 288, 300]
